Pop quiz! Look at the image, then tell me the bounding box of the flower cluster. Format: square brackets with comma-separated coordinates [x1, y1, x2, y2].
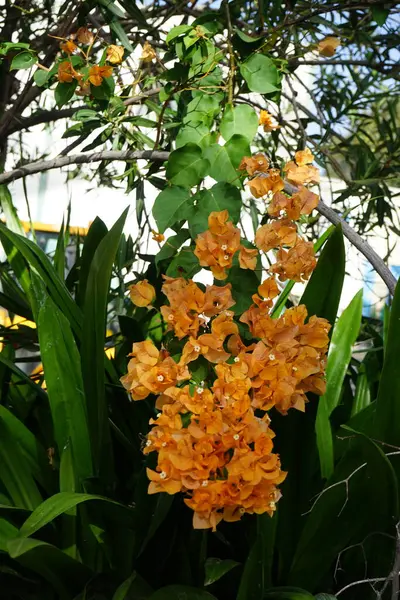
[123, 149, 329, 530]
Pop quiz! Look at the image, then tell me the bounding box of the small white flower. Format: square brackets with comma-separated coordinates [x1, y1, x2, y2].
[269, 353, 276, 361]
[258, 159, 264, 165]
[202, 480, 208, 487]
[292, 366, 298, 372]
[196, 387, 204, 394]
[224, 255, 229, 261]
[233, 434, 240, 441]
[269, 501, 276, 509]
[221, 244, 228, 251]
[159, 471, 167, 479]
[146, 439, 151, 447]
[168, 314, 174, 321]
[194, 345, 201, 353]
[162, 442, 167, 447]
[234, 357, 240, 363]
[157, 374, 164, 382]
[239, 507, 245, 514]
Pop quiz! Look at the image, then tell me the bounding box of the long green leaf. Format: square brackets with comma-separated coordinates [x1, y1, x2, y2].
[7, 537, 92, 600]
[375, 278, 400, 446]
[274, 225, 345, 579]
[316, 290, 363, 479]
[81, 208, 128, 480]
[76, 216, 108, 308]
[0, 405, 54, 495]
[19, 491, 135, 538]
[0, 223, 82, 333]
[0, 417, 43, 509]
[350, 366, 371, 417]
[0, 353, 47, 400]
[0, 184, 25, 235]
[38, 296, 93, 485]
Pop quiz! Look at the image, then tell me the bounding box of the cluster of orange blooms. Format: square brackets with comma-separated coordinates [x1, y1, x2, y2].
[122, 149, 330, 530]
[53, 26, 156, 96]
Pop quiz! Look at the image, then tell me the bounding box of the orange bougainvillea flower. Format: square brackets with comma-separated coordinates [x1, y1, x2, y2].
[239, 245, 258, 270]
[259, 110, 280, 132]
[284, 158, 320, 187]
[270, 238, 316, 282]
[318, 36, 340, 57]
[239, 154, 269, 176]
[295, 148, 314, 166]
[74, 27, 95, 45]
[151, 230, 165, 243]
[247, 169, 284, 198]
[129, 280, 155, 307]
[161, 277, 205, 339]
[255, 219, 297, 252]
[106, 44, 124, 64]
[203, 284, 235, 317]
[88, 65, 113, 86]
[58, 60, 81, 83]
[258, 277, 279, 300]
[141, 40, 157, 62]
[60, 39, 77, 54]
[268, 187, 319, 221]
[194, 211, 241, 280]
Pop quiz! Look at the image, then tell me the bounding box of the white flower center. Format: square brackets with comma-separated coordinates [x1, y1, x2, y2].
[146, 439, 151, 447]
[234, 357, 240, 363]
[197, 387, 204, 394]
[168, 314, 174, 321]
[233, 434, 240, 441]
[162, 442, 167, 447]
[202, 480, 208, 487]
[194, 345, 201, 352]
[292, 366, 298, 372]
[221, 244, 228, 251]
[159, 471, 167, 479]
[157, 375, 164, 382]
[224, 255, 229, 261]
[269, 353, 275, 361]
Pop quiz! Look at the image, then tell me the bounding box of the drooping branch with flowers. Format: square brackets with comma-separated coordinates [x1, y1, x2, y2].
[122, 149, 330, 531]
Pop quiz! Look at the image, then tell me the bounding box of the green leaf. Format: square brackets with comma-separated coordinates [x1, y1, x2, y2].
[0, 352, 45, 401]
[220, 104, 259, 142]
[188, 182, 242, 238]
[55, 80, 78, 108]
[0, 185, 25, 235]
[113, 572, 153, 600]
[10, 51, 36, 70]
[153, 186, 193, 233]
[316, 290, 363, 478]
[150, 586, 217, 600]
[0, 416, 43, 510]
[155, 230, 191, 272]
[176, 123, 214, 149]
[19, 491, 134, 538]
[288, 431, 398, 591]
[228, 266, 259, 315]
[7, 537, 92, 600]
[166, 25, 193, 44]
[204, 558, 240, 586]
[107, 17, 134, 53]
[371, 5, 389, 26]
[263, 588, 314, 599]
[38, 297, 93, 484]
[33, 68, 51, 86]
[350, 366, 371, 418]
[166, 247, 201, 279]
[237, 528, 265, 599]
[166, 143, 210, 189]
[81, 209, 128, 480]
[0, 405, 53, 495]
[375, 278, 400, 446]
[315, 595, 338, 600]
[76, 216, 108, 308]
[300, 225, 345, 326]
[73, 109, 99, 122]
[240, 54, 280, 94]
[204, 136, 250, 188]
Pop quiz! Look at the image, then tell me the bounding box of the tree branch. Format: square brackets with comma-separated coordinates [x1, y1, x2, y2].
[285, 182, 397, 296]
[0, 151, 395, 296]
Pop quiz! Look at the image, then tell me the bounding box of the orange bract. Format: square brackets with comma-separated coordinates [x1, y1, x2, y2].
[247, 170, 284, 198]
[74, 27, 95, 45]
[318, 36, 340, 57]
[194, 211, 241, 280]
[255, 219, 298, 252]
[60, 40, 77, 54]
[129, 280, 155, 307]
[239, 153, 269, 176]
[88, 65, 113, 86]
[270, 238, 317, 282]
[259, 110, 280, 132]
[141, 41, 157, 62]
[239, 245, 258, 270]
[107, 44, 124, 64]
[58, 60, 80, 83]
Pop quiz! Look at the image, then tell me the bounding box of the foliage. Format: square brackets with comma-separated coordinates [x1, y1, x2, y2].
[0, 2, 399, 600]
